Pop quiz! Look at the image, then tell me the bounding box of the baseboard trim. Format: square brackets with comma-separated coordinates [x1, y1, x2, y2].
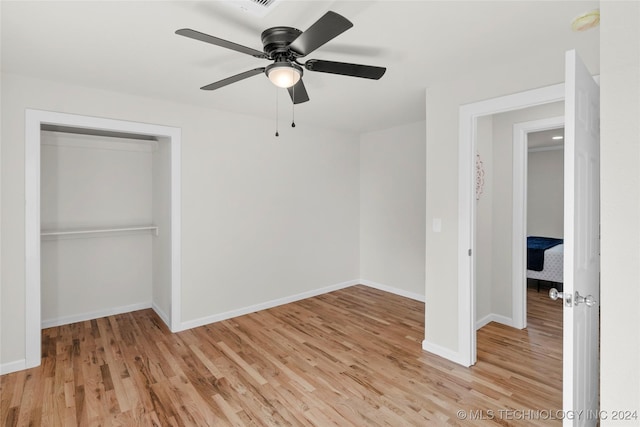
[8, 280, 426, 373]
[359, 279, 425, 302]
[152, 302, 171, 329]
[421, 340, 471, 367]
[179, 279, 360, 331]
[41, 301, 152, 328]
[0, 359, 27, 376]
[475, 313, 515, 330]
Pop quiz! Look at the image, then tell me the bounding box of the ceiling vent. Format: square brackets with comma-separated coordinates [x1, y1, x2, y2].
[222, 0, 281, 17]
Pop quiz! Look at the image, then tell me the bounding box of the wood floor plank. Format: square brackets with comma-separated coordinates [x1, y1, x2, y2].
[1, 285, 562, 426]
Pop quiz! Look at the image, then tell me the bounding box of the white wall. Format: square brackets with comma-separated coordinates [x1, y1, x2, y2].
[359, 121, 426, 299]
[40, 131, 155, 326]
[475, 115, 493, 323]
[1, 72, 360, 367]
[600, 1, 640, 423]
[527, 148, 564, 238]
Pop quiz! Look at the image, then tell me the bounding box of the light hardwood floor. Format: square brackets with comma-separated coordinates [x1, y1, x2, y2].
[1, 285, 561, 426]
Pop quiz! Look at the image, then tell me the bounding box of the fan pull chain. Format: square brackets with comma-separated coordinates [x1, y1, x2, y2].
[275, 86, 279, 137]
[291, 69, 296, 128]
[291, 104, 296, 128]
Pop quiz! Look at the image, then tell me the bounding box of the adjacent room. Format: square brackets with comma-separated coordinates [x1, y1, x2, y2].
[527, 127, 565, 294]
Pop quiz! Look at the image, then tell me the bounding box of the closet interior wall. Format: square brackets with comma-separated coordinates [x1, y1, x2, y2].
[40, 129, 172, 328]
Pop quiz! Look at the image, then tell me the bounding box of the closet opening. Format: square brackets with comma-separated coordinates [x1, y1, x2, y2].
[25, 110, 182, 370]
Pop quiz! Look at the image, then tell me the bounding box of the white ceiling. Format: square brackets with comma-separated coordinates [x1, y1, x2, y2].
[1, 1, 600, 134]
[528, 128, 565, 149]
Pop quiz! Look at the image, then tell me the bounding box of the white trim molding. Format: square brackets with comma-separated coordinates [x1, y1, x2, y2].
[475, 313, 516, 330]
[42, 302, 153, 329]
[152, 302, 172, 328]
[528, 144, 564, 153]
[25, 109, 182, 371]
[41, 131, 159, 152]
[0, 359, 27, 376]
[421, 340, 471, 367]
[179, 279, 424, 332]
[179, 280, 360, 331]
[359, 279, 425, 302]
[6, 276, 423, 372]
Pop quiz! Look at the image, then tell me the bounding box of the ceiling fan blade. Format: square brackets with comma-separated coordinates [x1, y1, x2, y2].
[288, 11, 353, 56]
[304, 59, 386, 80]
[200, 68, 265, 91]
[287, 79, 310, 104]
[176, 28, 267, 59]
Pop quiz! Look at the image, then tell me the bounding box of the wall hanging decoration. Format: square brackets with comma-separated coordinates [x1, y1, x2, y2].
[476, 153, 485, 200]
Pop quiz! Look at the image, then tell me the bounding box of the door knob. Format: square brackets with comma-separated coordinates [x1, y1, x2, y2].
[575, 291, 597, 307]
[549, 288, 563, 301]
[549, 288, 572, 306]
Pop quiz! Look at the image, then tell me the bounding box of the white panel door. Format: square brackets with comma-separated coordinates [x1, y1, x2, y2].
[562, 49, 600, 426]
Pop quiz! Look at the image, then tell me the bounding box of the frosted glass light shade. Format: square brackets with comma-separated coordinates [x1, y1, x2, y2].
[266, 63, 302, 88]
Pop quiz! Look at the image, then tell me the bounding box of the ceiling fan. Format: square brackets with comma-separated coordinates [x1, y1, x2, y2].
[176, 11, 387, 104]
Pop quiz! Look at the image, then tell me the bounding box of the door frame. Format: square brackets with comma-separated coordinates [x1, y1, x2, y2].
[24, 109, 182, 370]
[512, 115, 565, 329]
[458, 83, 565, 366]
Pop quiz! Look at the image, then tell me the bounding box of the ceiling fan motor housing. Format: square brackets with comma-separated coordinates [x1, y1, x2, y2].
[261, 26, 303, 59]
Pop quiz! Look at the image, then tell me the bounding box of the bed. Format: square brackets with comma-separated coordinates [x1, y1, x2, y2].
[527, 237, 564, 290]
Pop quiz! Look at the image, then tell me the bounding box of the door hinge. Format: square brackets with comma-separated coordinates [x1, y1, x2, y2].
[468, 249, 472, 256]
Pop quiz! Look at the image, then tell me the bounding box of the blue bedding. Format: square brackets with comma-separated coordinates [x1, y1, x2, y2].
[527, 236, 563, 271]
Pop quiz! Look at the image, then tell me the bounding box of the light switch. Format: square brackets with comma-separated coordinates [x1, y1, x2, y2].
[432, 218, 442, 233]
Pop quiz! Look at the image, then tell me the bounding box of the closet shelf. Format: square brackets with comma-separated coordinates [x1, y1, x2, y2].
[41, 225, 159, 237]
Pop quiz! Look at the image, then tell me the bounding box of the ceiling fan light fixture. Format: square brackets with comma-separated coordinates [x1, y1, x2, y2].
[266, 62, 302, 88]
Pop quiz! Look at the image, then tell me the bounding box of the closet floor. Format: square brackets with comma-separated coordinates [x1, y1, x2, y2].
[1, 286, 562, 426]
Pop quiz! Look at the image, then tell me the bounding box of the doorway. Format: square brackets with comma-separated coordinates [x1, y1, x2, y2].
[24, 109, 182, 370]
[457, 83, 565, 366]
[525, 126, 566, 295]
[474, 108, 564, 332]
[514, 116, 565, 328]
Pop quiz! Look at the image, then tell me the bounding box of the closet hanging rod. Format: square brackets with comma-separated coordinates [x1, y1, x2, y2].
[41, 225, 159, 237]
